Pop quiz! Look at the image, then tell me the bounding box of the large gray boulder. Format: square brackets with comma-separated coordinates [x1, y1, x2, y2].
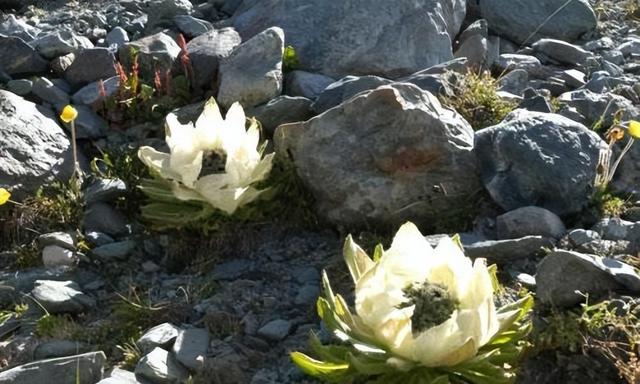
[0, 351, 106, 384]
[475, 109, 607, 216]
[275, 82, 481, 230]
[0, 90, 74, 199]
[217, 27, 284, 109]
[480, 0, 597, 45]
[232, 0, 466, 79]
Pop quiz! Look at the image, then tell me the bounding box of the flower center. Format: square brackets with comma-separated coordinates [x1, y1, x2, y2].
[200, 150, 227, 176]
[398, 281, 459, 334]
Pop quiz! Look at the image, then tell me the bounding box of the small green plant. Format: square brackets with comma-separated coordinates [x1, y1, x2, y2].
[283, 45, 300, 72]
[592, 104, 624, 133]
[36, 314, 80, 339]
[624, 0, 640, 20]
[601, 194, 628, 218]
[530, 295, 640, 383]
[549, 97, 562, 113]
[594, 121, 640, 191]
[581, 298, 640, 383]
[116, 338, 142, 370]
[0, 303, 28, 324]
[440, 70, 517, 130]
[13, 242, 41, 268]
[203, 312, 242, 339]
[28, 180, 83, 229]
[99, 46, 191, 125]
[530, 309, 585, 353]
[90, 146, 149, 218]
[0, 179, 82, 257]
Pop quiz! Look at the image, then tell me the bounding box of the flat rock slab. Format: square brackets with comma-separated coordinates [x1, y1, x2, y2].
[31, 280, 95, 314]
[0, 351, 106, 384]
[463, 236, 555, 264]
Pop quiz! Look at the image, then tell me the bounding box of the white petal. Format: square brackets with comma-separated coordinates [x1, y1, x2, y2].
[195, 98, 224, 150]
[379, 222, 433, 286]
[170, 149, 203, 188]
[460, 259, 500, 345]
[233, 186, 264, 207]
[376, 317, 414, 358]
[250, 153, 275, 184]
[171, 182, 206, 202]
[244, 121, 261, 154]
[164, 113, 203, 187]
[355, 265, 410, 328]
[221, 102, 247, 151]
[343, 235, 376, 283]
[225, 146, 261, 186]
[138, 146, 182, 181]
[195, 172, 231, 191]
[429, 237, 473, 299]
[194, 174, 257, 214]
[412, 310, 479, 367]
[165, 113, 195, 150]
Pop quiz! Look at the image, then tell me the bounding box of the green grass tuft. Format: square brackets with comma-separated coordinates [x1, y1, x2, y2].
[440, 70, 517, 130]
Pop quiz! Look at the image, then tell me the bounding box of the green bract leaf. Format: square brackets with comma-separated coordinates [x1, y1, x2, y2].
[139, 178, 182, 203]
[290, 352, 349, 382]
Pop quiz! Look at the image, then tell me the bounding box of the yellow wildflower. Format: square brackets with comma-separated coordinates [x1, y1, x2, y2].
[0, 188, 10, 205]
[60, 105, 78, 123]
[629, 120, 640, 139]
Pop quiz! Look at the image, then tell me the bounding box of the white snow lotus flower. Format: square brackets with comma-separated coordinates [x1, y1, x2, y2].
[138, 98, 274, 216]
[292, 222, 533, 384]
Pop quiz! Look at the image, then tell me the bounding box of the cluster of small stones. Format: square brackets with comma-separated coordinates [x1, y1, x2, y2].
[0, 0, 640, 384]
